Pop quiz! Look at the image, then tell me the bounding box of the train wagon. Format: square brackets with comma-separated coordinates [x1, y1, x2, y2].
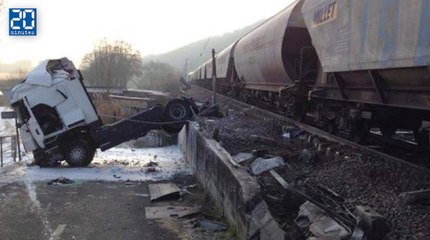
[302, 0, 430, 143]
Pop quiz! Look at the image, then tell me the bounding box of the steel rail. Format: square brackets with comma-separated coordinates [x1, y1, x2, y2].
[190, 85, 430, 175]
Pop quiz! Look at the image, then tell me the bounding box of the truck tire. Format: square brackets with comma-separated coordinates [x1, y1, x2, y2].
[163, 99, 192, 133]
[64, 139, 95, 167]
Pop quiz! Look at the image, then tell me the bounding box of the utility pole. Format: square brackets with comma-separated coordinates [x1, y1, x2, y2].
[211, 49, 217, 105]
[184, 58, 188, 81]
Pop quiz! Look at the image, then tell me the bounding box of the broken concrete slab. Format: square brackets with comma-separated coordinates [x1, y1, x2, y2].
[251, 156, 284, 175]
[295, 201, 349, 240]
[248, 201, 285, 240]
[145, 206, 200, 219]
[148, 183, 181, 201]
[232, 152, 254, 164]
[399, 189, 430, 205]
[355, 206, 389, 240]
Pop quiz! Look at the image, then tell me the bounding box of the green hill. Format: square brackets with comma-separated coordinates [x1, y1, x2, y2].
[142, 19, 264, 75]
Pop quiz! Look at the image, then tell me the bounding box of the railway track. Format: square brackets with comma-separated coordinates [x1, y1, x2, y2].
[189, 84, 430, 175]
[190, 84, 430, 239]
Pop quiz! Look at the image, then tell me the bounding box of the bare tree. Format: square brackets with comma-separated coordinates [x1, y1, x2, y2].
[80, 40, 142, 87]
[132, 61, 181, 93]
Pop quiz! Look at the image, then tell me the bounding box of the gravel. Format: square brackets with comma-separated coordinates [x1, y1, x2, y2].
[196, 109, 430, 240]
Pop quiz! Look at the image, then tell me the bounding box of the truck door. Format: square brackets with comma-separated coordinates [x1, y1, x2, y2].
[24, 99, 45, 148]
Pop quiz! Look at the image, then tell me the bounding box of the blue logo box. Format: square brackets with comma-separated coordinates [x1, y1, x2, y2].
[9, 8, 37, 36]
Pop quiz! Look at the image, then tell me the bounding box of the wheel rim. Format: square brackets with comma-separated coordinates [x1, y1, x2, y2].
[169, 103, 187, 121]
[69, 147, 85, 163]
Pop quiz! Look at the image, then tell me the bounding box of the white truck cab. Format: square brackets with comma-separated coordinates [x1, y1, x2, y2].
[9, 57, 196, 167]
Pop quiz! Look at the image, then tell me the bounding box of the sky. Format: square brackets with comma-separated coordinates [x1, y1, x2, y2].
[0, 0, 293, 69]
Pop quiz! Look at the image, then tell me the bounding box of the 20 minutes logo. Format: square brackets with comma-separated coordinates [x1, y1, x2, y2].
[9, 8, 37, 36]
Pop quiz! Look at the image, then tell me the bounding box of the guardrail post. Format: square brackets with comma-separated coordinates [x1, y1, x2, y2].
[15, 117, 21, 161]
[11, 135, 15, 162]
[1, 137, 3, 167]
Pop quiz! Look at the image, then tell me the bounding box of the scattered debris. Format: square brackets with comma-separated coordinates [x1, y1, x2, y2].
[251, 156, 285, 175]
[47, 177, 74, 185]
[145, 206, 200, 219]
[146, 167, 157, 173]
[295, 201, 349, 240]
[248, 201, 285, 240]
[399, 189, 430, 205]
[282, 126, 303, 139]
[354, 206, 389, 240]
[198, 219, 228, 232]
[144, 161, 159, 167]
[149, 183, 181, 201]
[232, 152, 254, 164]
[181, 184, 199, 197]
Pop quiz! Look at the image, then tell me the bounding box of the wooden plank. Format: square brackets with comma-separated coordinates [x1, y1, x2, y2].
[145, 206, 200, 219]
[148, 183, 180, 201]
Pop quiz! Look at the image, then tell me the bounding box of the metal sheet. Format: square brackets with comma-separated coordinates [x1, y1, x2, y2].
[234, 0, 308, 92]
[251, 156, 285, 175]
[302, 0, 430, 72]
[145, 206, 200, 219]
[148, 183, 180, 201]
[295, 201, 349, 239]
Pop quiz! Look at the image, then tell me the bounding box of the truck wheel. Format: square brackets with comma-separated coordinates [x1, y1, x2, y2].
[165, 99, 191, 121]
[64, 139, 95, 167]
[163, 99, 192, 133]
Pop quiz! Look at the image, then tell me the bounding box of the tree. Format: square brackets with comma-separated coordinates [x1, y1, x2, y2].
[80, 40, 142, 87]
[132, 61, 181, 93]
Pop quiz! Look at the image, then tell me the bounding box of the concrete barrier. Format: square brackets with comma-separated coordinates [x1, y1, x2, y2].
[178, 122, 262, 239]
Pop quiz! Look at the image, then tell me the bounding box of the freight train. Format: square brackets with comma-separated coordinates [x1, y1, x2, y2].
[189, 0, 430, 146]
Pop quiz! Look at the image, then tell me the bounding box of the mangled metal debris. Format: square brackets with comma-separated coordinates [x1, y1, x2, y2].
[148, 183, 181, 201]
[251, 156, 285, 175]
[145, 206, 200, 219]
[248, 201, 285, 240]
[295, 201, 350, 240]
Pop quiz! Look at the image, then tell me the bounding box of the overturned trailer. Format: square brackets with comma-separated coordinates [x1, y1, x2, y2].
[9, 58, 195, 167]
